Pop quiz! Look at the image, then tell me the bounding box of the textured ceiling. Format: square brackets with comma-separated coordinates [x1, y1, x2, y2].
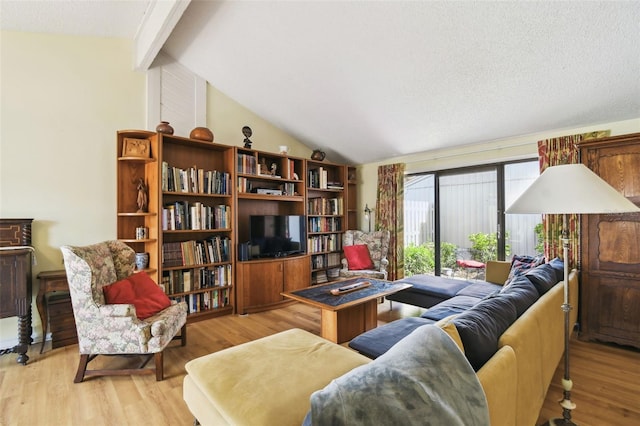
[0, 0, 150, 38]
[3, 1, 640, 164]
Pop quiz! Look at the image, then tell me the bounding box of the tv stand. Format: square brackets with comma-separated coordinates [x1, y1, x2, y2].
[236, 255, 310, 314]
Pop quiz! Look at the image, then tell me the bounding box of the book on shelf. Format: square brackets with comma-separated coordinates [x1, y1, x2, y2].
[162, 161, 230, 195]
[307, 197, 343, 215]
[315, 270, 328, 284]
[327, 268, 340, 279]
[308, 216, 342, 232]
[307, 234, 342, 253]
[162, 202, 230, 231]
[237, 153, 257, 175]
[162, 265, 233, 294]
[162, 236, 231, 268]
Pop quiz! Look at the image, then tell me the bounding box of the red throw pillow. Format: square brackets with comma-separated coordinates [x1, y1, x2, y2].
[344, 244, 374, 270]
[103, 272, 171, 320]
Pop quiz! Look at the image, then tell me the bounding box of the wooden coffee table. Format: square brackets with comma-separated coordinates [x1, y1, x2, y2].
[281, 278, 411, 344]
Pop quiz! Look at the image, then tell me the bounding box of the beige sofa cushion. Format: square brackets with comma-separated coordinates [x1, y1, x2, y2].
[183, 328, 370, 426]
[435, 314, 464, 353]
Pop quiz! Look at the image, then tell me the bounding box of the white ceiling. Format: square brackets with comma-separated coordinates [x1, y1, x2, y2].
[2, 1, 639, 164]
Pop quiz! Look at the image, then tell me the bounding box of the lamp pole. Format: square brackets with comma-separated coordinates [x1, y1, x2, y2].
[364, 204, 372, 232]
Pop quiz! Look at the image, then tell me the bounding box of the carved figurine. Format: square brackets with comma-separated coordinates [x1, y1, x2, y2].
[259, 158, 269, 175]
[242, 126, 253, 149]
[136, 178, 148, 213]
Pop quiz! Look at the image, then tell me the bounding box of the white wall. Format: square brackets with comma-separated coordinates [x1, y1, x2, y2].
[0, 31, 310, 348]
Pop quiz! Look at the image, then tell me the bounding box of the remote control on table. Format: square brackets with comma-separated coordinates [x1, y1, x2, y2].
[330, 281, 371, 295]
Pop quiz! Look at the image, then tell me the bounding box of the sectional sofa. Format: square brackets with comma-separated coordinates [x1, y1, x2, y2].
[182, 259, 578, 426]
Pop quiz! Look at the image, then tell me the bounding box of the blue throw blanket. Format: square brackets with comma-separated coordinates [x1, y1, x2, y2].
[308, 325, 489, 425]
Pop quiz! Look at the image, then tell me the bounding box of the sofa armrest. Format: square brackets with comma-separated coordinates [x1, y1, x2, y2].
[477, 345, 517, 426]
[485, 260, 511, 285]
[379, 257, 388, 272]
[341, 258, 348, 269]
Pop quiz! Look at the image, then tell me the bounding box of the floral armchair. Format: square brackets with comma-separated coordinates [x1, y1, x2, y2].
[61, 240, 187, 383]
[340, 230, 390, 280]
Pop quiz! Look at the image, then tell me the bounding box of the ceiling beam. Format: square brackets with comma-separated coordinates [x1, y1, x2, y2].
[133, 0, 191, 71]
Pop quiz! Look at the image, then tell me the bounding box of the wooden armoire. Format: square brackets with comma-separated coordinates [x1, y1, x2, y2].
[577, 133, 640, 349]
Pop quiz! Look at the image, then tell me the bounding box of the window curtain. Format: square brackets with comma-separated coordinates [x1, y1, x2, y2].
[376, 163, 405, 280]
[537, 130, 609, 269]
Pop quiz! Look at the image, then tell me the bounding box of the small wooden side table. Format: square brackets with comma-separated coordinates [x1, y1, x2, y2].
[36, 270, 71, 353]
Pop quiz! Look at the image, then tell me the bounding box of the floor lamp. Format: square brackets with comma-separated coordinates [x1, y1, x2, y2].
[506, 164, 639, 425]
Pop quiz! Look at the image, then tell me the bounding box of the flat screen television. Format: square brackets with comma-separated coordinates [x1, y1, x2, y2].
[249, 215, 307, 258]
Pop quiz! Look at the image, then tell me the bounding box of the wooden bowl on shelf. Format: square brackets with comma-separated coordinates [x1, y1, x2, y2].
[190, 127, 214, 142]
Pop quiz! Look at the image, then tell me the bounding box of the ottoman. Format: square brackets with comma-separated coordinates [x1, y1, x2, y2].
[183, 328, 371, 426]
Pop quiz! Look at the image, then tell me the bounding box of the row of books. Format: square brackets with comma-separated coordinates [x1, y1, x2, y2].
[308, 234, 342, 253]
[312, 268, 341, 285]
[237, 153, 257, 174]
[308, 197, 343, 215]
[161, 162, 231, 195]
[162, 237, 230, 267]
[170, 288, 230, 313]
[162, 202, 230, 231]
[308, 167, 343, 190]
[281, 182, 297, 196]
[311, 252, 342, 269]
[308, 216, 342, 233]
[283, 158, 299, 180]
[161, 264, 232, 294]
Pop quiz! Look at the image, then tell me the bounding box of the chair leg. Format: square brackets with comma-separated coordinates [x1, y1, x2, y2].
[181, 324, 187, 347]
[74, 354, 90, 383]
[155, 352, 164, 381]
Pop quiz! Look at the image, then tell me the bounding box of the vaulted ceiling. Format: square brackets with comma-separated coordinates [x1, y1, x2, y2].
[3, 1, 639, 164]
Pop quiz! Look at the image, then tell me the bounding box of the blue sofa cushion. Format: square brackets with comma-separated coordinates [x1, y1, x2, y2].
[393, 274, 473, 298]
[456, 281, 502, 298]
[348, 317, 435, 359]
[420, 295, 481, 321]
[525, 263, 559, 296]
[547, 257, 565, 282]
[453, 294, 518, 371]
[499, 275, 539, 317]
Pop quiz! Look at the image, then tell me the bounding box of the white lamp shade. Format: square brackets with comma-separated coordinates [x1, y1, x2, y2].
[506, 164, 640, 215]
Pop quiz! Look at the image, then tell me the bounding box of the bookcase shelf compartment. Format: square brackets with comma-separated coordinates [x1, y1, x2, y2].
[306, 159, 350, 285]
[118, 130, 236, 322]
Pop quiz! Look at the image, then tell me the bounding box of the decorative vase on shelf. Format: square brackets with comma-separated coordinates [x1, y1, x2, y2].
[156, 121, 174, 135]
[311, 149, 326, 161]
[190, 127, 214, 142]
[135, 252, 150, 270]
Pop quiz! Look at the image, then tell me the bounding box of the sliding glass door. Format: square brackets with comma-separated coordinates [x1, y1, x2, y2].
[504, 162, 542, 258]
[404, 159, 539, 279]
[440, 168, 497, 278]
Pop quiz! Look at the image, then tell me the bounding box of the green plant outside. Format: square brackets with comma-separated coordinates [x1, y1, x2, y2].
[404, 242, 457, 276]
[534, 223, 544, 255]
[405, 232, 518, 276]
[468, 232, 511, 263]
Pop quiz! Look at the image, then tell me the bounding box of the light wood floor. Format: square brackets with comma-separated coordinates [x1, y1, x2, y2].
[1, 302, 638, 426]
